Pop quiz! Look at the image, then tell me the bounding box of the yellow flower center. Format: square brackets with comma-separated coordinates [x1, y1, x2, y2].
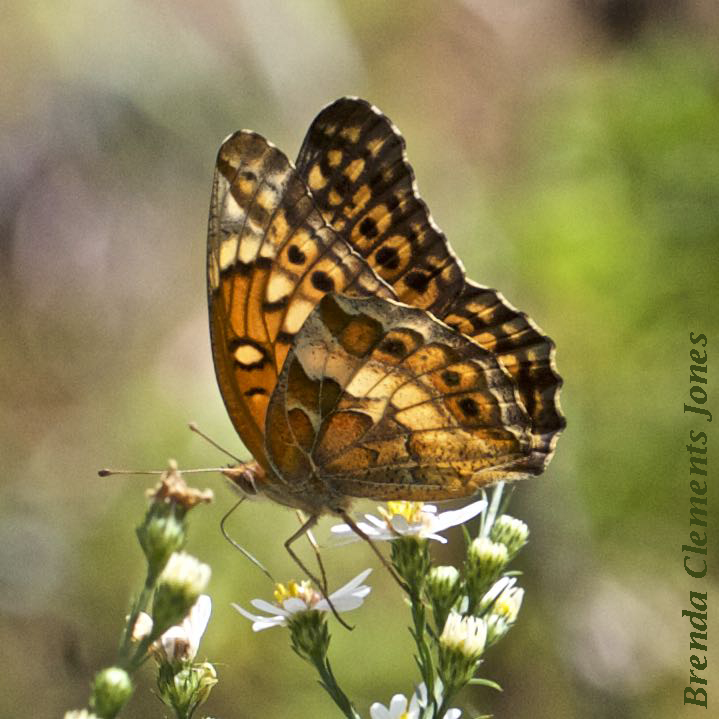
[273, 579, 314, 604]
[381, 501, 425, 524]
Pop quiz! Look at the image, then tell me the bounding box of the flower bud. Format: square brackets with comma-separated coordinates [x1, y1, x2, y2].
[485, 585, 524, 645]
[152, 552, 211, 635]
[158, 661, 218, 716]
[438, 612, 487, 690]
[465, 537, 508, 609]
[390, 535, 431, 589]
[425, 565, 462, 629]
[89, 666, 133, 719]
[137, 513, 186, 579]
[490, 515, 529, 559]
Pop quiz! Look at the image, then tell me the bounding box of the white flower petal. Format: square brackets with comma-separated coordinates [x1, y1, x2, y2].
[250, 598, 288, 616]
[364, 513, 387, 529]
[388, 694, 408, 717]
[330, 568, 372, 598]
[390, 515, 411, 533]
[444, 709, 462, 719]
[282, 597, 309, 613]
[251, 617, 286, 631]
[369, 703, 391, 719]
[431, 499, 486, 532]
[424, 532, 449, 544]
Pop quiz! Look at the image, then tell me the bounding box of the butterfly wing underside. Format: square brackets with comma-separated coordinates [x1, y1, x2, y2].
[295, 98, 565, 476]
[265, 293, 533, 501]
[208, 131, 393, 472]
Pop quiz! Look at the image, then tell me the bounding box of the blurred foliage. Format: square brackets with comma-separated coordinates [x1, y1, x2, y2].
[1, 2, 718, 718]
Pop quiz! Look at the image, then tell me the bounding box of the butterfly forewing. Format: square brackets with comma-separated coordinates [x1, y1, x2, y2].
[265, 294, 533, 501]
[208, 130, 393, 472]
[296, 97, 565, 475]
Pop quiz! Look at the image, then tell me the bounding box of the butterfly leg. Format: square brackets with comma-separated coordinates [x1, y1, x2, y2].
[284, 514, 353, 630]
[337, 510, 408, 592]
[295, 510, 329, 599]
[221, 498, 275, 582]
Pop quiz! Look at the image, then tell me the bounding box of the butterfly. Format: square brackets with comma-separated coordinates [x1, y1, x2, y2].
[207, 98, 564, 539]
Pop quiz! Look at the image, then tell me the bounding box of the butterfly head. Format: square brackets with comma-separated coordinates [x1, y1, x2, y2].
[222, 461, 267, 499]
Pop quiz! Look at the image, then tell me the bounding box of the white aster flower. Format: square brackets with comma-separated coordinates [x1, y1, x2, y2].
[370, 683, 461, 719]
[157, 593, 212, 662]
[64, 711, 101, 719]
[131, 594, 212, 662]
[233, 569, 372, 631]
[478, 575, 517, 613]
[331, 499, 486, 544]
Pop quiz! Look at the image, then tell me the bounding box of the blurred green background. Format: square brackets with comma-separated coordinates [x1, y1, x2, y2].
[2, 1, 718, 717]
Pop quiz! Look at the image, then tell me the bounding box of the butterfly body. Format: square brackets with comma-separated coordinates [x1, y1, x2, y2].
[208, 98, 564, 518]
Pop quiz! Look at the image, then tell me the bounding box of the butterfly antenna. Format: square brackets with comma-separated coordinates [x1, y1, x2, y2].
[188, 422, 243, 464]
[98, 466, 231, 477]
[221, 498, 275, 582]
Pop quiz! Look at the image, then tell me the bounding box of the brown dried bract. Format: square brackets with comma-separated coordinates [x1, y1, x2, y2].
[148, 460, 214, 509]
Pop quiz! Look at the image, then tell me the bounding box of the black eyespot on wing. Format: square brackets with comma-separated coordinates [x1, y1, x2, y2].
[311, 270, 334, 292]
[359, 217, 378, 238]
[288, 245, 306, 264]
[375, 246, 400, 270]
[442, 370, 460, 387]
[458, 397, 479, 417]
[405, 271, 430, 293]
[380, 339, 407, 358]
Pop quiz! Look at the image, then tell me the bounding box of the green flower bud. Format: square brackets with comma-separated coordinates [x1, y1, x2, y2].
[158, 661, 218, 716]
[88, 667, 133, 719]
[390, 536, 431, 590]
[425, 565, 462, 630]
[288, 610, 330, 661]
[490, 515, 529, 559]
[465, 537, 508, 610]
[137, 513, 186, 579]
[152, 552, 211, 635]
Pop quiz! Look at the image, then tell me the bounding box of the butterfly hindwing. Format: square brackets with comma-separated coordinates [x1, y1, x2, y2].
[208, 130, 393, 471]
[265, 293, 533, 501]
[296, 97, 565, 475]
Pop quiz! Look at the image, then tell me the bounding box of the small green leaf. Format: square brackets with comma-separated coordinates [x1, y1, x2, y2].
[468, 677, 503, 692]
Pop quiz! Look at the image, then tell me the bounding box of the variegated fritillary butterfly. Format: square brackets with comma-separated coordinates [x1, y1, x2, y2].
[207, 98, 564, 530]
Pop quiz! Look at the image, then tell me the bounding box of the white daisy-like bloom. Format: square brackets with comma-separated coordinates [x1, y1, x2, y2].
[370, 683, 461, 719]
[440, 611, 487, 659]
[330, 499, 487, 544]
[478, 575, 517, 613]
[131, 594, 212, 662]
[157, 593, 212, 661]
[233, 569, 372, 631]
[64, 711, 101, 719]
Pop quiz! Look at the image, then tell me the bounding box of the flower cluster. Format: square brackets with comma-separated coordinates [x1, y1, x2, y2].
[67, 463, 216, 719]
[235, 487, 528, 719]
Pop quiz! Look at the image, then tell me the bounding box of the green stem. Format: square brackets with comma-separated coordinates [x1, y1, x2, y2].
[410, 591, 437, 718]
[311, 652, 361, 719]
[119, 570, 156, 668]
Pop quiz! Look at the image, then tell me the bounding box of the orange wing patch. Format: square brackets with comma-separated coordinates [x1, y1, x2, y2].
[265, 294, 532, 501]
